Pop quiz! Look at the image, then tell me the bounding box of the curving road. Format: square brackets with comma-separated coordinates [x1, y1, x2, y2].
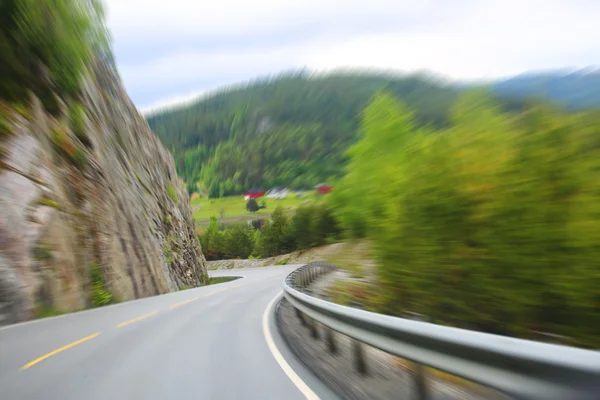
[0, 265, 337, 400]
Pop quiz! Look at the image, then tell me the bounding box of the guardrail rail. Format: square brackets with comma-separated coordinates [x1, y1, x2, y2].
[282, 263, 600, 400]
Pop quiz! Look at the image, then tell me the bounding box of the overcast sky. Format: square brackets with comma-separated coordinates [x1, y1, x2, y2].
[104, 0, 600, 112]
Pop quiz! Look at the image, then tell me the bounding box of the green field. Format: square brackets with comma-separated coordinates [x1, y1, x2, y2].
[192, 194, 312, 225]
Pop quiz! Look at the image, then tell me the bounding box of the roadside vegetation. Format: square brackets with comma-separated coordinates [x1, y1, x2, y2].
[199, 204, 340, 260]
[330, 90, 600, 348]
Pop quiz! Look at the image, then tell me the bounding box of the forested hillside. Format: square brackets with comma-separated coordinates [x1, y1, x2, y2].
[147, 73, 466, 197]
[148, 69, 600, 198]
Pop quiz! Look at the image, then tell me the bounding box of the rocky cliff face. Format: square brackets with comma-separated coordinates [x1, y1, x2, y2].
[0, 60, 207, 324]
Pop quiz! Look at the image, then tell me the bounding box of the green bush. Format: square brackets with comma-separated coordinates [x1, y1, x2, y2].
[246, 198, 259, 212]
[0, 114, 13, 137]
[35, 301, 65, 319]
[68, 102, 91, 147]
[33, 243, 53, 260]
[223, 227, 254, 259]
[37, 196, 60, 209]
[50, 126, 88, 168]
[166, 183, 179, 204]
[90, 263, 112, 307]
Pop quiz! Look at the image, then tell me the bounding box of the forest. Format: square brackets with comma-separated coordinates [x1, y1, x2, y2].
[147, 73, 532, 197]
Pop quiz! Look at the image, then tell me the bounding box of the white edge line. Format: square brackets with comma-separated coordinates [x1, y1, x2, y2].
[263, 291, 320, 400]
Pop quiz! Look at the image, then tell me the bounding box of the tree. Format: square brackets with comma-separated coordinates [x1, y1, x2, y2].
[256, 207, 289, 257]
[223, 227, 254, 259]
[246, 198, 259, 212]
[199, 216, 225, 260]
[291, 205, 313, 249]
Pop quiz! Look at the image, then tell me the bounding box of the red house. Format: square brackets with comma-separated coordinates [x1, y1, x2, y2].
[315, 184, 333, 195]
[244, 189, 265, 200]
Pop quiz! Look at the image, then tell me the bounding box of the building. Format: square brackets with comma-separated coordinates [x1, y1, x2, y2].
[315, 184, 333, 195]
[266, 187, 290, 199]
[244, 189, 265, 201]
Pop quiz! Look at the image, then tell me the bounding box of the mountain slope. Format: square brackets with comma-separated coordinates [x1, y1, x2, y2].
[146, 72, 461, 197]
[492, 70, 600, 110]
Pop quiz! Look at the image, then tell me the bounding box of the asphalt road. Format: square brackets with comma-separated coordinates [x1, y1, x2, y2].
[0, 265, 338, 400]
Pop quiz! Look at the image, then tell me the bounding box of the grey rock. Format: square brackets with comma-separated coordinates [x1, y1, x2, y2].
[0, 59, 207, 323]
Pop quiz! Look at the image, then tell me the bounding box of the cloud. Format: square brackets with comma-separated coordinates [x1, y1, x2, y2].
[104, 0, 600, 109]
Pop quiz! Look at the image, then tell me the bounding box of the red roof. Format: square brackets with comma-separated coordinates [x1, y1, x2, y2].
[316, 185, 333, 194]
[245, 190, 265, 199]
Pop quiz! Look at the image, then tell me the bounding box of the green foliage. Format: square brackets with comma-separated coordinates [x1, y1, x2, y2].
[146, 73, 472, 197]
[68, 102, 91, 146]
[50, 125, 88, 167]
[37, 196, 60, 209]
[166, 183, 179, 204]
[199, 216, 226, 260]
[208, 276, 239, 285]
[201, 203, 342, 261]
[274, 256, 290, 266]
[222, 227, 254, 259]
[336, 90, 600, 347]
[246, 198, 259, 212]
[0, 0, 109, 104]
[0, 114, 14, 137]
[33, 243, 53, 260]
[90, 262, 112, 307]
[35, 301, 65, 319]
[255, 207, 291, 257]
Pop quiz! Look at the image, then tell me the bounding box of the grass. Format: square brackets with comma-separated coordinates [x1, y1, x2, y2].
[0, 114, 13, 137]
[50, 126, 88, 168]
[275, 256, 291, 266]
[191, 194, 311, 224]
[33, 244, 53, 260]
[90, 263, 113, 307]
[166, 183, 179, 204]
[35, 302, 66, 319]
[208, 276, 240, 285]
[37, 196, 61, 209]
[323, 240, 373, 279]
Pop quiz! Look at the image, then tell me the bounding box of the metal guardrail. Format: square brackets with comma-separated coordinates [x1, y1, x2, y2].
[282, 263, 600, 400]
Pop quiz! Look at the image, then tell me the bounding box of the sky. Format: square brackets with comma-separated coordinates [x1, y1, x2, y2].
[104, 0, 600, 113]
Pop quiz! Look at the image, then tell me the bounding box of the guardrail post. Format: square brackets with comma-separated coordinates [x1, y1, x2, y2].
[405, 312, 429, 400]
[295, 308, 307, 327]
[353, 340, 367, 375]
[309, 317, 320, 339]
[413, 363, 428, 400]
[326, 327, 337, 354]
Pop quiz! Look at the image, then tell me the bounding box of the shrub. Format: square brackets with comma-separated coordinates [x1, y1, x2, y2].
[166, 183, 179, 204]
[0, 115, 13, 137]
[223, 227, 254, 259]
[33, 243, 53, 260]
[246, 198, 259, 212]
[35, 301, 65, 319]
[90, 263, 112, 307]
[50, 126, 88, 168]
[37, 196, 60, 209]
[68, 102, 91, 147]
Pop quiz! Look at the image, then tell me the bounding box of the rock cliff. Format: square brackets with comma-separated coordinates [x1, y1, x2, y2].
[0, 60, 207, 324]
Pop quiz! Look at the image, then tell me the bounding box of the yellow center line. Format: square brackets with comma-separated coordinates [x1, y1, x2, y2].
[117, 311, 159, 328]
[204, 288, 229, 297]
[231, 283, 248, 289]
[168, 296, 200, 309]
[21, 332, 101, 370]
